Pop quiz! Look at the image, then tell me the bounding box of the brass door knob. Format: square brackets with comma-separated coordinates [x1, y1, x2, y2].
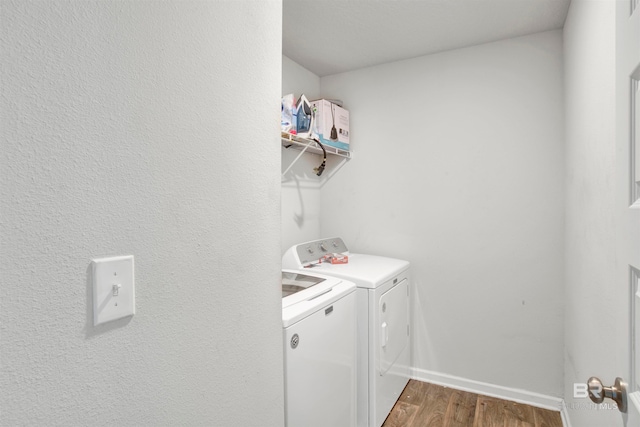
[587, 376, 628, 413]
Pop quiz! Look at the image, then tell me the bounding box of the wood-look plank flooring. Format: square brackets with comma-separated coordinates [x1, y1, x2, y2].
[383, 380, 563, 427]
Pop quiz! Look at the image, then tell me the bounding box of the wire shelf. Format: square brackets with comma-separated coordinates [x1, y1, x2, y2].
[281, 132, 350, 159]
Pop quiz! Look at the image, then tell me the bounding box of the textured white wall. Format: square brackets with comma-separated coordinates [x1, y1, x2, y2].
[563, 1, 618, 425]
[281, 56, 322, 254]
[1, 1, 283, 425]
[319, 31, 565, 396]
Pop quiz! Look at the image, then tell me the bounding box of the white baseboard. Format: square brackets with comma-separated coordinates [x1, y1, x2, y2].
[559, 402, 572, 427]
[411, 367, 565, 413]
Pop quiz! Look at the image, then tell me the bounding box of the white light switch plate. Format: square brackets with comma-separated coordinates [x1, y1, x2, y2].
[92, 255, 135, 326]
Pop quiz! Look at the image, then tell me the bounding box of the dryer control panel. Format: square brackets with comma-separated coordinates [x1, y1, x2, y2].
[293, 237, 349, 265]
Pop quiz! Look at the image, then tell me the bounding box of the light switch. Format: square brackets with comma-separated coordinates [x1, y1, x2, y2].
[92, 255, 135, 326]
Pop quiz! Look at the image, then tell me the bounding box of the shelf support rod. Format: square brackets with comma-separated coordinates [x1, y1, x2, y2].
[281, 142, 312, 177]
[319, 156, 350, 187]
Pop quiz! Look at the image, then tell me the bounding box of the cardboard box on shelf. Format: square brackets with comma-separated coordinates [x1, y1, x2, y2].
[310, 99, 349, 151]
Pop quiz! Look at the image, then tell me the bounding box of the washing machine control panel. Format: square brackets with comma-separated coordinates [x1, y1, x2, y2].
[295, 237, 349, 265]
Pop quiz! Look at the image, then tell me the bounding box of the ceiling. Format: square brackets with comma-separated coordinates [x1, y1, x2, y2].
[282, 0, 571, 77]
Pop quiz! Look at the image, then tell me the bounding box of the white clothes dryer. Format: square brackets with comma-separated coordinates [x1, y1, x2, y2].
[281, 269, 357, 427]
[283, 238, 411, 427]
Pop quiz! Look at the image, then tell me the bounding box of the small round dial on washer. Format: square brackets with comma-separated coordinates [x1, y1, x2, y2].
[291, 334, 299, 349]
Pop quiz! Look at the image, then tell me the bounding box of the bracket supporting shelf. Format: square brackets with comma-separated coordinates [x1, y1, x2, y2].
[281, 132, 351, 182]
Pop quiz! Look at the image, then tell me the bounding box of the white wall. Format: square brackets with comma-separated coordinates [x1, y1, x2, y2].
[319, 31, 565, 397]
[563, 1, 618, 425]
[1, 1, 283, 425]
[281, 56, 322, 253]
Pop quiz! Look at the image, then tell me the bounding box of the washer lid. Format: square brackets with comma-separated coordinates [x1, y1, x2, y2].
[281, 269, 356, 327]
[281, 269, 345, 309]
[282, 271, 326, 298]
[302, 254, 409, 288]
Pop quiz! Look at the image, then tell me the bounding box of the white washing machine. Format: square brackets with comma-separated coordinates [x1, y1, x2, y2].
[283, 238, 411, 427]
[281, 269, 357, 427]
